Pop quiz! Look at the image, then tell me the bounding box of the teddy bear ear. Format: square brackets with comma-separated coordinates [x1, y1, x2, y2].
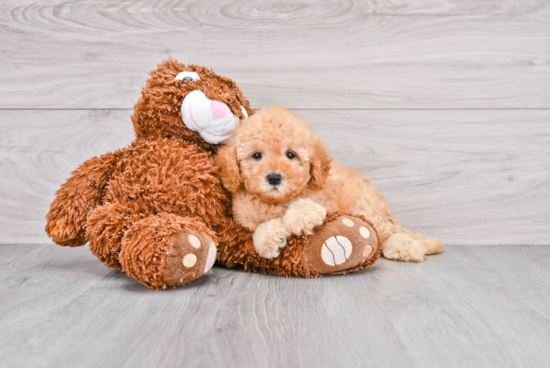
[215, 139, 241, 193]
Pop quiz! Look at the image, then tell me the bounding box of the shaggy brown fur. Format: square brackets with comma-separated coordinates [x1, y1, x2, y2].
[217, 106, 444, 262]
[45, 59, 379, 289]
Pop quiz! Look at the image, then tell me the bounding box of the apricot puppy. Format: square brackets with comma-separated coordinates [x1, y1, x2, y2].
[216, 106, 443, 262]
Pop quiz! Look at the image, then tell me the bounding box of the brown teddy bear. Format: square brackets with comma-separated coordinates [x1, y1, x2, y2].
[45, 58, 380, 290]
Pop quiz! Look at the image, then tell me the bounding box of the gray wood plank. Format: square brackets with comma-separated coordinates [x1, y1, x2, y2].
[0, 110, 135, 244]
[1, 109, 548, 246]
[1, 244, 549, 368]
[299, 109, 550, 247]
[0, 0, 549, 109]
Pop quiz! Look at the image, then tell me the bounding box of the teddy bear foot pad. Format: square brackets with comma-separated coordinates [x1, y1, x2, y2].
[304, 216, 378, 275]
[163, 230, 217, 287]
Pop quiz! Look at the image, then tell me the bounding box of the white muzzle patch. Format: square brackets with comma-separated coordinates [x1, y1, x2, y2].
[181, 90, 241, 144]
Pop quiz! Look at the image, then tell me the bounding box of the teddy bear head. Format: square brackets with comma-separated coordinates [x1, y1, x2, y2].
[131, 58, 254, 150]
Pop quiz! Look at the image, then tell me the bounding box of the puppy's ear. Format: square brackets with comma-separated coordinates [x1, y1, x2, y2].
[215, 139, 242, 193]
[309, 137, 332, 189]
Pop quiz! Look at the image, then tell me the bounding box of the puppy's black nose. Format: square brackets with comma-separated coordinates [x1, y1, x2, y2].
[267, 173, 282, 186]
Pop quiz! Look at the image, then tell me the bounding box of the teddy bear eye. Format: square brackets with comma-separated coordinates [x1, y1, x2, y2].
[253, 152, 262, 160]
[286, 151, 295, 159]
[175, 71, 200, 83]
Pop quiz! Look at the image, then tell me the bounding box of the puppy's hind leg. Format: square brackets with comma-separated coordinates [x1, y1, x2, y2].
[381, 232, 427, 262]
[381, 225, 443, 262]
[408, 231, 444, 255]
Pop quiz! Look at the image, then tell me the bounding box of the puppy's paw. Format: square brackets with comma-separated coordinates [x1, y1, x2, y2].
[253, 218, 290, 259]
[283, 198, 327, 236]
[382, 233, 427, 262]
[423, 238, 444, 255]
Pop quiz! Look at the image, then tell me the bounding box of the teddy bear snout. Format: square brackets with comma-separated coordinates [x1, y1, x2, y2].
[181, 90, 240, 145]
[210, 100, 231, 120]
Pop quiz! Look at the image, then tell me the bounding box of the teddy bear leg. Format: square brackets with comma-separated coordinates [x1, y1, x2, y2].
[46, 152, 122, 247]
[303, 215, 379, 275]
[86, 203, 143, 269]
[119, 213, 218, 290]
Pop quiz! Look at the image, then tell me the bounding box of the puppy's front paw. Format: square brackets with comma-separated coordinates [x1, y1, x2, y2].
[253, 218, 290, 259]
[283, 198, 327, 236]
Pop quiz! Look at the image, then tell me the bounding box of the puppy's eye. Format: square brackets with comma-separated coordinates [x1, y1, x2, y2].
[286, 151, 296, 159]
[253, 152, 262, 160]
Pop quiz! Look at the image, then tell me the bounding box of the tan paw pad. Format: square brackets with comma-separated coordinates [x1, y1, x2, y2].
[321, 236, 352, 266]
[204, 243, 217, 272]
[362, 245, 373, 258]
[359, 226, 370, 238]
[183, 253, 197, 267]
[164, 230, 217, 287]
[188, 234, 202, 248]
[342, 218, 355, 227]
[305, 215, 379, 274]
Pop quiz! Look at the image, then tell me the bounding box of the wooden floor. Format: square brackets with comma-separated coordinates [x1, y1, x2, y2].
[1, 0, 549, 367]
[1, 244, 550, 368]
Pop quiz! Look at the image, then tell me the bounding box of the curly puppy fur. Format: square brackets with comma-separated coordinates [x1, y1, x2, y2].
[216, 106, 444, 262]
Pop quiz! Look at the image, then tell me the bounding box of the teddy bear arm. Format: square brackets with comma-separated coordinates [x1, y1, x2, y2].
[45, 150, 122, 246]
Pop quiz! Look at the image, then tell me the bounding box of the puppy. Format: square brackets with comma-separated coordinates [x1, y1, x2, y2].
[216, 106, 443, 262]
